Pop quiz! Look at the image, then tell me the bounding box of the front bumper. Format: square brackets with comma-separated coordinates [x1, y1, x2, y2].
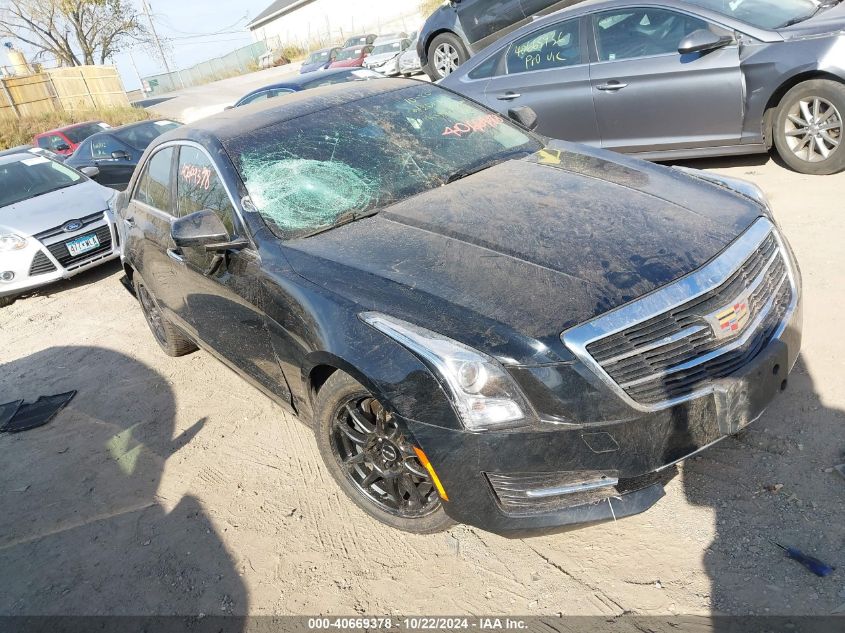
[366, 58, 401, 76]
[406, 298, 802, 535]
[0, 218, 119, 298]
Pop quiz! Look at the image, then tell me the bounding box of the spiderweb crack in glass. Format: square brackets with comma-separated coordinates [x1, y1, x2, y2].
[241, 156, 380, 231]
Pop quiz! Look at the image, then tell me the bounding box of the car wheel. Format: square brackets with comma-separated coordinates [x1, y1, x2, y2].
[425, 32, 468, 81]
[315, 371, 454, 534]
[773, 80, 845, 175]
[134, 277, 197, 357]
[0, 295, 16, 308]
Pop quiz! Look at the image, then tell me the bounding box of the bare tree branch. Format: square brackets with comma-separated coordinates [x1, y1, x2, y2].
[0, 0, 151, 67]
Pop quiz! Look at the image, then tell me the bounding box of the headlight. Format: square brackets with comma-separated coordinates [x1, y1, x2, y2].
[361, 313, 532, 431]
[0, 234, 27, 252]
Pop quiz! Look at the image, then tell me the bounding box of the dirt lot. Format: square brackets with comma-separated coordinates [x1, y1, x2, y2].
[1, 154, 843, 618]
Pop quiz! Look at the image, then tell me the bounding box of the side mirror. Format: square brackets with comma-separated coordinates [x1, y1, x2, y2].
[80, 166, 100, 179]
[112, 150, 130, 160]
[172, 210, 230, 249]
[508, 106, 538, 131]
[55, 143, 70, 152]
[678, 29, 733, 55]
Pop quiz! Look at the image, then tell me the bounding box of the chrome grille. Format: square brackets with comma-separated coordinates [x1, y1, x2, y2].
[562, 219, 797, 411]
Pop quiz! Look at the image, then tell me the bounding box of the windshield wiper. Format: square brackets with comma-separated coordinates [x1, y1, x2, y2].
[445, 149, 532, 184]
[779, 5, 825, 27]
[298, 208, 381, 239]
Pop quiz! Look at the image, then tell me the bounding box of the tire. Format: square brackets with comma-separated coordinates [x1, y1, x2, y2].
[314, 371, 454, 534]
[773, 79, 845, 175]
[134, 276, 197, 357]
[424, 32, 469, 81]
[0, 295, 15, 308]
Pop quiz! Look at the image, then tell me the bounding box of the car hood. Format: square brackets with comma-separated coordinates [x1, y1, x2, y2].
[778, 4, 845, 38]
[0, 179, 112, 237]
[283, 144, 764, 364]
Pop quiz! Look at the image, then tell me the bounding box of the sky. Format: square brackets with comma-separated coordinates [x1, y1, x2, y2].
[2, 0, 275, 91]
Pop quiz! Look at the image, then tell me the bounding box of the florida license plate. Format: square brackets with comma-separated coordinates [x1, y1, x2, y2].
[66, 233, 100, 257]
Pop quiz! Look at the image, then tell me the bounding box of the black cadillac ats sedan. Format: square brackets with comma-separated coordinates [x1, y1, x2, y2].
[117, 80, 802, 534]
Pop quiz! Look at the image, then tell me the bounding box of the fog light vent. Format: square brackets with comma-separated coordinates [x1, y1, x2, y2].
[0, 271, 15, 282]
[485, 470, 619, 515]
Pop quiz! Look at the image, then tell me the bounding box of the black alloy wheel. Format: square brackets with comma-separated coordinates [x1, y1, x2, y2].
[315, 371, 454, 533]
[330, 396, 441, 518]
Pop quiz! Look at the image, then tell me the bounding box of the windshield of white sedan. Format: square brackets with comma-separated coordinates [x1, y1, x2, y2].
[229, 85, 540, 239]
[686, 0, 818, 29]
[0, 157, 82, 208]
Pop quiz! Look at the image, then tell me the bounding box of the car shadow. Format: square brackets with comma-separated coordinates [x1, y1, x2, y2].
[683, 356, 845, 617]
[0, 346, 248, 622]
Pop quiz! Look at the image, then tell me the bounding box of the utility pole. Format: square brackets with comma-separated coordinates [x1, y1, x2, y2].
[128, 50, 145, 94]
[140, 0, 184, 88]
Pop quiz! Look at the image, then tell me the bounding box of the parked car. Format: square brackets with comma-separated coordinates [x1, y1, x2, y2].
[343, 34, 377, 48]
[0, 145, 66, 162]
[0, 152, 118, 307]
[300, 47, 342, 73]
[65, 119, 181, 190]
[33, 121, 110, 156]
[231, 68, 382, 108]
[259, 48, 291, 69]
[118, 79, 802, 535]
[329, 46, 374, 69]
[441, 0, 845, 174]
[399, 35, 424, 77]
[363, 38, 412, 76]
[418, 0, 582, 80]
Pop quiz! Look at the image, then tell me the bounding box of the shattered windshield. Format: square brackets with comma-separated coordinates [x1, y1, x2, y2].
[227, 84, 541, 240]
[685, 0, 818, 29]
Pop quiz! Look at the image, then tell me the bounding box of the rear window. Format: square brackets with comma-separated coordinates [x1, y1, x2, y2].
[116, 121, 180, 150]
[336, 48, 364, 61]
[64, 122, 108, 144]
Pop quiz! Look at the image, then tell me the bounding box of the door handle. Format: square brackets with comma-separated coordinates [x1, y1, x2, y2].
[596, 82, 628, 91]
[497, 92, 521, 101]
[123, 217, 135, 228]
[166, 248, 184, 263]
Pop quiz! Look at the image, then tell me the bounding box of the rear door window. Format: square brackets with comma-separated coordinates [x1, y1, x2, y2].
[176, 146, 236, 234]
[133, 147, 175, 213]
[505, 19, 582, 74]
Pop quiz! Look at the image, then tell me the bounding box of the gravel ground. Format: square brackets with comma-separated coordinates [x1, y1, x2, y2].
[0, 154, 843, 618]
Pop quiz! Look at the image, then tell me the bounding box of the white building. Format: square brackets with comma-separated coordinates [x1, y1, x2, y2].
[247, 0, 424, 48]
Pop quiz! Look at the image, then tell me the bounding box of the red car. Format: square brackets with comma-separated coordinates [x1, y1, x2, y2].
[329, 45, 374, 69]
[33, 121, 110, 156]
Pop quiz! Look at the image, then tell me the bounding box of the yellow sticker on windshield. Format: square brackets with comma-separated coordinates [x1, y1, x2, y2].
[537, 149, 562, 165]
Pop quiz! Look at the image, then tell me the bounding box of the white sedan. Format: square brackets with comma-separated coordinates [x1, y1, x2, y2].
[0, 153, 119, 307]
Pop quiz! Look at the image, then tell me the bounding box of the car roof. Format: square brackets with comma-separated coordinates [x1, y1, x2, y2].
[161, 78, 413, 146]
[0, 145, 33, 157]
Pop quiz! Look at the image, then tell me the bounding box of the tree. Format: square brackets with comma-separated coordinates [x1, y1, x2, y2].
[419, 0, 444, 20]
[0, 0, 149, 66]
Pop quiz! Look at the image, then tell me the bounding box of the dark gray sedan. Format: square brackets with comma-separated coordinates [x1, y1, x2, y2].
[441, 0, 845, 174]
